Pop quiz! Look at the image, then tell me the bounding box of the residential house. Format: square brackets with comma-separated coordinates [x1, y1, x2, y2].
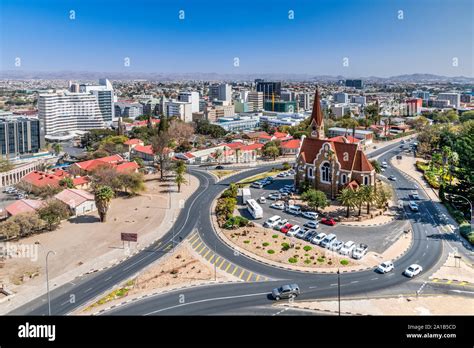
[54, 189, 96, 216]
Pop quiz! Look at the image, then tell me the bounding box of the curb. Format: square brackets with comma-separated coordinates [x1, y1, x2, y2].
[280, 303, 365, 316]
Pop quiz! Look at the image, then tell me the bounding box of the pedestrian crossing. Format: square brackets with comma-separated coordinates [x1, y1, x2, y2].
[431, 278, 473, 288]
[187, 232, 270, 282]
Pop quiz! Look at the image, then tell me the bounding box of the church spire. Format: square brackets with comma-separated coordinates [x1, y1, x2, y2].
[309, 87, 325, 139]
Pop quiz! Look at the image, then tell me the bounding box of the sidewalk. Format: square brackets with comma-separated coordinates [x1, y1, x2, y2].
[0, 174, 199, 314]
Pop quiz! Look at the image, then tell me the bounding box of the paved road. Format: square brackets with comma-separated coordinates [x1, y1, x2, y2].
[9, 137, 463, 315]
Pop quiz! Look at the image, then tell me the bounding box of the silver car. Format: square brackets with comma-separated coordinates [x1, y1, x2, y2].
[271, 284, 300, 301]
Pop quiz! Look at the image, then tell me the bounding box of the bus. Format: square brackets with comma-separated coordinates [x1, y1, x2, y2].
[246, 199, 263, 219]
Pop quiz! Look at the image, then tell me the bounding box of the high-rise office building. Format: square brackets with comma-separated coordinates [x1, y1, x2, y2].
[0, 117, 44, 158]
[166, 101, 193, 122]
[297, 93, 311, 111]
[412, 90, 430, 101]
[264, 100, 297, 113]
[248, 91, 264, 111]
[437, 93, 461, 108]
[38, 92, 107, 135]
[345, 79, 364, 89]
[178, 91, 200, 113]
[79, 79, 115, 123]
[351, 95, 366, 105]
[334, 92, 349, 104]
[256, 81, 281, 101]
[280, 90, 293, 101]
[209, 84, 231, 102]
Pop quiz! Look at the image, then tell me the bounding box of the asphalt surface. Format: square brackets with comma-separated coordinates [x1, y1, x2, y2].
[9, 137, 466, 316]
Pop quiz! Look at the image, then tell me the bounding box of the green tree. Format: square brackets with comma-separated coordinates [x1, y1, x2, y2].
[158, 114, 169, 133]
[52, 143, 63, 155]
[118, 172, 145, 195]
[301, 189, 329, 212]
[0, 158, 14, 173]
[38, 200, 70, 231]
[151, 131, 171, 180]
[11, 213, 45, 237]
[0, 220, 21, 240]
[94, 186, 115, 223]
[374, 187, 392, 209]
[59, 177, 75, 189]
[337, 188, 357, 218]
[175, 172, 187, 193]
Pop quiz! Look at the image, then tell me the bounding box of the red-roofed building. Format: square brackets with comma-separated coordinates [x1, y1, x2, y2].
[5, 199, 45, 217]
[71, 154, 138, 174]
[221, 142, 263, 163]
[124, 138, 144, 152]
[115, 161, 140, 173]
[280, 139, 301, 156]
[295, 89, 375, 199]
[328, 135, 360, 145]
[22, 171, 62, 188]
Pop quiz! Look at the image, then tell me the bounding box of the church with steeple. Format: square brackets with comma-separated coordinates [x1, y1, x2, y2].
[295, 88, 375, 199]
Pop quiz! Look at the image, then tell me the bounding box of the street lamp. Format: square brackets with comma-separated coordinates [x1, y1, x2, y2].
[449, 193, 473, 230]
[45, 250, 56, 316]
[337, 268, 341, 316]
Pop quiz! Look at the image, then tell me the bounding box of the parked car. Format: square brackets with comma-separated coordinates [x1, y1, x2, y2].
[268, 193, 281, 200]
[311, 232, 327, 245]
[259, 197, 267, 204]
[320, 234, 337, 248]
[263, 215, 281, 228]
[296, 228, 310, 239]
[320, 217, 336, 226]
[388, 175, 397, 181]
[302, 211, 318, 220]
[286, 205, 302, 215]
[377, 261, 394, 274]
[215, 165, 225, 170]
[410, 191, 420, 200]
[339, 241, 356, 255]
[329, 240, 343, 252]
[352, 244, 369, 259]
[287, 225, 301, 237]
[280, 223, 293, 234]
[404, 264, 423, 278]
[271, 284, 300, 301]
[270, 202, 285, 210]
[251, 182, 264, 189]
[408, 201, 419, 212]
[304, 231, 318, 242]
[274, 219, 288, 230]
[303, 220, 319, 229]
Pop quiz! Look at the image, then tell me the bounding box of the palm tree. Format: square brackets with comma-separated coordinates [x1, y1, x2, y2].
[354, 188, 365, 216]
[94, 185, 115, 223]
[52, 143, 63, 155]
[327, 149, 336, 199]
[360, 185, 375, 214]
[214, 149, 223, 163]
[338, 188, 357, 218]
[370, 160, 382, 194]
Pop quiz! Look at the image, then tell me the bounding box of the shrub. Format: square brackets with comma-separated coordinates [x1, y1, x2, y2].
[303, 245, 312, 251]
[340, 259, 349, 265]
[223, 215, 249, 229]
[304, 259, 311, 264]
[272, 234, 278, 238]
[262, 242, 270, 247]
[267, 249, 275, 254]
[243, 240, 250, 244]
[317, 257, 325, 263]
[281, 242, 291, 251]
[288, 257, 298, 263]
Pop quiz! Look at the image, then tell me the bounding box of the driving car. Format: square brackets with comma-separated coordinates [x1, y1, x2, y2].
[311, 232, 327, 245]
[404, 264, 423, 278]
[320, 217, 336, 226]
[377, 261, 394, 274]
[287, 225, 301, 237]
[408, 201, 419, 212]
[280, 223, 293, 234]
[302, 211, 318, 220]
[339, 241, 356, 255]
[320, 234, 337, 248]
[388, 175, 397, 181]
[410, 191, 420, 200]
[352, 244, 368, 259]
[303, 220, 319, 229]
[270, 202, 285, 210]
[215, 165, 225, 169]
[329, 240, 343, 252]
[251, 182, 264, 189]
[271, 284, 300, 301]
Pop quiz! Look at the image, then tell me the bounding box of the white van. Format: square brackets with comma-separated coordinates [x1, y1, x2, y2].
[287, 205, 302, 215]
[264, 215, 282, 228]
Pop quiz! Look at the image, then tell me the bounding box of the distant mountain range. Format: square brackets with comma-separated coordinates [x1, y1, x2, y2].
[0, 70, 472, 83]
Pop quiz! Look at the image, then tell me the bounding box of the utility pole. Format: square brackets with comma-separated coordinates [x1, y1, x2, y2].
[337, 268, 341, 316]
[214, 239, 217, 281]
[46, 250, 56, 316]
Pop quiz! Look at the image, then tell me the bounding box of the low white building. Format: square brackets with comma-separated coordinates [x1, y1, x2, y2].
[54, 188, 96, 216]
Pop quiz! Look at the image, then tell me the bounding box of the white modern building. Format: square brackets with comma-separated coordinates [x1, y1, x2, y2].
[209, 83, 232, 102]
[166, 101, 193, 122]
[334, 92, 348, 104]
[351, 95, 366, 105]
[178, 91, 200, 113]
[214, 115, 260, 132]
[437, 93, 461, 108]
[78, 79, 115, 123]
[297, 93, 311, 111]
[115, 101, 143, 119]
[38, 92, 107, 135]
[248, 91, 264, 111]
[260, 112, 306, 127]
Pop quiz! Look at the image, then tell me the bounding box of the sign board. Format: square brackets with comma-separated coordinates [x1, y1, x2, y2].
[121, 233, 138, 242]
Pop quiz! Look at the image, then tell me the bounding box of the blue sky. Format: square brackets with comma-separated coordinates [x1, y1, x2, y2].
[1, 0, 472, 76]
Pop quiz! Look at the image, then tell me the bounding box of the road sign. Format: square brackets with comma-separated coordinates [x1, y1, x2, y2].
[121, 233, 138, 242]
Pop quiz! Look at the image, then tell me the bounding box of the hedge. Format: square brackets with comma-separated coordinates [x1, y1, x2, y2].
[459, 222, 473, 245]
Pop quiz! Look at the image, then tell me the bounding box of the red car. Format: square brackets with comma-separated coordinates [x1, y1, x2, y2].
[280, 223, 293, 234]
[320, 218, 336, 226]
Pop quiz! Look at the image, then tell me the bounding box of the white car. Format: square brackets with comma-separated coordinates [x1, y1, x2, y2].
[408, 201, 419, 212]
[404, 264, 423, 278]
[274, 219, 288, 230]
[303, 220, 319, 229]
[320, 234, 337, 248]
[302, 211, 318, 220]
[377, 261, 394, 273]
[329, 240, 343, 252]
[270, 202, 284, 210]
[381, 161, 388, 168]
[268, 193, 281, 200]
[263, 215, 281, 228]
[339, 241, 356, 255]
[287, 225, 301, 237]
[259, 197, 266, 204]
[311, 232, 327, 245]
[352, 244, 368, 259]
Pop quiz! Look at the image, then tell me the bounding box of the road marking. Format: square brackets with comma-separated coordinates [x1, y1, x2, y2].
[217, 258, 225, 268]
[231, 265, 238, 276]
[450, 289, 474, 295]
[202, 249, 211, 259]
[195, 243, 205, 253]
[238, 269, 245, 279]
[371, 277, 378, 281]
[189, 234, 199, 244]
[208, 254, 215, 263]
[224, 263, 231, 272]
[213, 256, 221, 265]
[432, 279, 439, 282]
[144, 292, 269, 315]
[104, 276, 112, 282]
[446, 280, 453, 284]
[84, 287, 93, 293]
[191, 238, 201, 247]
[330, 283, 337, 286]
[309, 286, 318, 289]
[459, 282, 468, 286]
[388, 273, 395, 277]
[350, 280, 359, 284]
[246, 272, 253, 282]
[256, 274, 260, 281]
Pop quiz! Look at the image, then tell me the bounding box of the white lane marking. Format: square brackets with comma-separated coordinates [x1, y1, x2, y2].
[422, 252, 426, 257]
[84, 287, 93, 293]
[273, 307, 290, 316]
[144, 292, 269, 315]
[309, 286, 318, 289]
[387, 273, 395, 277]
[350, 280, 359, 284]
[104, 276, 112, 281]
[60, 300, 71, 306]
[330, 283, 337, 286]
[450, 290, 474, 295]
[371, 277, 378, 281]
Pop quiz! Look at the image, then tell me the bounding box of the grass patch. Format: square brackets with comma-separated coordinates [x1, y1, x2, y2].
[262, 242, 270, 247]
[243, 240, 250, 244]
[210, 170, 237, 178]
[281, 242, 291, 251]
[303, 245, 312, 251]
[304, 259, 311, 264]
[267, 249, 275, 254]
[340, 259, 349, 265]
[288, 257, 298, 263]
[236, 170, 281, 186]
[272, 234, 279, 238]
[317, 257, 325, 263]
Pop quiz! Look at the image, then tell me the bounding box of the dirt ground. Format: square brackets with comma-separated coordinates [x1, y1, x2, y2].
[283, 295, 474, 315]
[80, 240, 237, 314]
[430, 253, 474, 283]
[219, 222, 412, 272]
[0, 173, 196, 293]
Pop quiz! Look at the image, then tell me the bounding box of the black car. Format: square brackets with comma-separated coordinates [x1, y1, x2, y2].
[215, 165, 225, 170]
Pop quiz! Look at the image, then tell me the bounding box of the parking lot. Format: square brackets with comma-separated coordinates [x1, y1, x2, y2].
[237, 172, 404, 254]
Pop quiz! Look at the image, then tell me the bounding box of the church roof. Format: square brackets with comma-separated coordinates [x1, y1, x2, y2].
[311, 88, 324, 128]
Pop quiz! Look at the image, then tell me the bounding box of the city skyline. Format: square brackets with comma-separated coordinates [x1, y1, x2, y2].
[1, 0, 473, 77]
